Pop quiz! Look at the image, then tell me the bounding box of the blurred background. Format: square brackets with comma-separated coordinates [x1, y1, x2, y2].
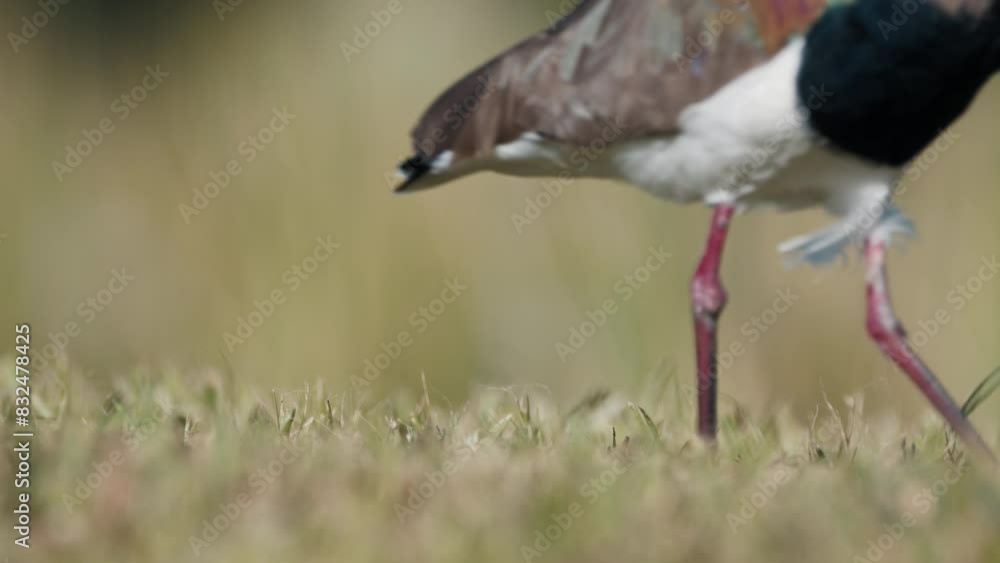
[1, 0, 997, 429]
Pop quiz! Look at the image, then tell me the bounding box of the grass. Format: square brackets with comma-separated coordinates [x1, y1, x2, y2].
[3, 364, 1000, 563]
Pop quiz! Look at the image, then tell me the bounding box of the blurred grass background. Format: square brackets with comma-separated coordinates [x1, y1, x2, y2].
[0, 0, 997, 431]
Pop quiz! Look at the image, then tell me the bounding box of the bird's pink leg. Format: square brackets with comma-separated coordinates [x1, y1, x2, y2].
[691, 204, 736, 440]
[864, 238, 997, 464]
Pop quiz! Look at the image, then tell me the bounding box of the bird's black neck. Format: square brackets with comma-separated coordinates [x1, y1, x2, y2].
[798, 0, 1000, 166]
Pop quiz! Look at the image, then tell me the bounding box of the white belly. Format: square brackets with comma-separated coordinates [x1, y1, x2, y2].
[606, 134, 898, 214]
[603, 39, 896, 208]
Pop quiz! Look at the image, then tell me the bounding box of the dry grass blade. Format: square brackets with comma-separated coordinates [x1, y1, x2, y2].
[629, 402, 660, 444]
[281, 408, 297, 436]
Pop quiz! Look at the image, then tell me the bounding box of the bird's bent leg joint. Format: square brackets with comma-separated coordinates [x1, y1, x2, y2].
[691, 269, 728, 320]
[691, 204, 735, 440]
[861, 236, 997, 464]
[690, 205, 735, 320]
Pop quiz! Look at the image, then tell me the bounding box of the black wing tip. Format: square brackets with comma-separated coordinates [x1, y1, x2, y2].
[394, 154, 432, 193]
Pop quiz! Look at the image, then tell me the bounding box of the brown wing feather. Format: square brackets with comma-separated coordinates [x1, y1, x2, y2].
[406, 0, 829, 173]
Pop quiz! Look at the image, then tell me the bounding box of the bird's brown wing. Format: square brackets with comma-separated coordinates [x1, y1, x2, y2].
[406, 0, 828, 170]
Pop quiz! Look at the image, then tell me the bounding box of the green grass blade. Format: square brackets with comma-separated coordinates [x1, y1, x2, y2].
[628, 402, 660, 443]
[961, 366, 1000, 417]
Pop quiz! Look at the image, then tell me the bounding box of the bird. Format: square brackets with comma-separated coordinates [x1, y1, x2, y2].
[393, 0, 1000, 462]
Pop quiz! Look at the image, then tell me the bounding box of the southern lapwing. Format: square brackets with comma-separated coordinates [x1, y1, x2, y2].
[395, 0, 1000, 461]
